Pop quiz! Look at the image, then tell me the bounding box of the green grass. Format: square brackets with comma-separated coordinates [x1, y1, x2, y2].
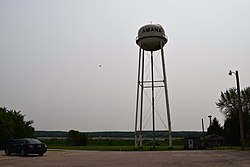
[44, 138, 250, 151]
[48, 145, 134, 151]
[44, 138, 185, 151]
[48, 145, 250, 151]
[47, 145, 184, 151]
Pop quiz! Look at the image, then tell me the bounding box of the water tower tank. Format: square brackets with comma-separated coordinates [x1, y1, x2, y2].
[136, 24, 168, 51]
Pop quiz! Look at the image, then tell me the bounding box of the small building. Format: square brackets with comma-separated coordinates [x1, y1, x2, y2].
[184, 134, 227, 150]
[201, 134, 227, 147]
[184, 137, 202, 150]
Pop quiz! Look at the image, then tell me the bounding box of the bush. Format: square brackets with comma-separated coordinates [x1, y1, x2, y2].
[67, 130, 88, 146]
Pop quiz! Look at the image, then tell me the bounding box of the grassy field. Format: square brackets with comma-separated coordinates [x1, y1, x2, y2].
[48, 145, 185, 151]
[43, 138, 250, 151]
[43, 138, 184, 151]
[48, 145, 250, 151]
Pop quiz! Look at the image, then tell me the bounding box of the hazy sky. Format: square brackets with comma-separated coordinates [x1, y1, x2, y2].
[1, 0, 250, 132]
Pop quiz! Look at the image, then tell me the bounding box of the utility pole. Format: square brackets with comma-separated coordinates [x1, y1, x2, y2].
[229, 70, 245, 150]
[201, 118, 205, 138]
[208, 115, 212, 127]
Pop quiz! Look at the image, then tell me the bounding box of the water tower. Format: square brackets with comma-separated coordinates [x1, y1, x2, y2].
[134, 23, 172, 149]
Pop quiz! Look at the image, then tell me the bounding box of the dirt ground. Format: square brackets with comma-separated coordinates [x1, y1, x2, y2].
[1, 150, 250, 167]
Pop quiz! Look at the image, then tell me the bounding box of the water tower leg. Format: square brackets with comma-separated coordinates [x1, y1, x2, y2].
[135, 48, 142, 148]
[139, 50, 145, 147]
[160, 45, 173, 149]
[151, 51, 156, 149]
[134, 48, 144, 148]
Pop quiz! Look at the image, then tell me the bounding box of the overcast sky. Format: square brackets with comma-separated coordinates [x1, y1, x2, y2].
[1, 0, 250, 132]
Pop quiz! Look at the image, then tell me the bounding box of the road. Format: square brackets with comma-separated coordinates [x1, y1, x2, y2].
[1, 150, 250, 167]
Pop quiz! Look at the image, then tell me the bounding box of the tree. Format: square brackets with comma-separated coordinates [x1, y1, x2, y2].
[0, 107, 34, 141]
[216, 87, 250, 145]
[207, 117, 223, 136]
[67, 130, 88, 146]
[0, 108, 14, 141]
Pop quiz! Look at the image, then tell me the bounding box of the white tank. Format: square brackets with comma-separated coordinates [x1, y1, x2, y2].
[136, 24, 168, 51]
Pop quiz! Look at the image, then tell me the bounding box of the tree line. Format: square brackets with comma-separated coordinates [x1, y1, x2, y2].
[209, 87, 250, 146]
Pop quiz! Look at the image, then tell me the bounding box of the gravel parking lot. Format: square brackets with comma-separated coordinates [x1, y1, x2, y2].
[1, 150, 250, 167]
